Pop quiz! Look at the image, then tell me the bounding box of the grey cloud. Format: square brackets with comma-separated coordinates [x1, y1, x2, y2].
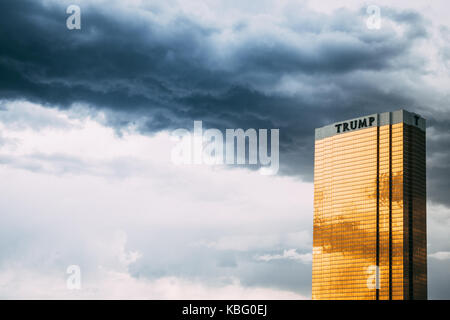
[429, 259, 450, 299]
[127, 236, 312, 296]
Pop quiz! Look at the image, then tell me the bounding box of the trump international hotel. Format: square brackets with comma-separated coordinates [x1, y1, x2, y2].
[312, 110, 427, 300]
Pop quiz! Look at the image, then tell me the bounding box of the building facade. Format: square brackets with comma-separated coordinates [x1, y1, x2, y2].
[312, 110, 427, 300]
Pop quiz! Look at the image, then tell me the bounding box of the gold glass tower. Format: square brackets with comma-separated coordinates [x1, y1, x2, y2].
[312, 110, 427, 300]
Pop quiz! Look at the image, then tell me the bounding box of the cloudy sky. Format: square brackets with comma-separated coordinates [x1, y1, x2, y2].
[0, 0, 449, 299]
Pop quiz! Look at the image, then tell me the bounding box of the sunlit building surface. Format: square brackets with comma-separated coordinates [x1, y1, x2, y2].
[312, 110, 427, 300]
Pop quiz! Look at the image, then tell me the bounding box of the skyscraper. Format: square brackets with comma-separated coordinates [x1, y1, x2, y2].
[312, 110, 427, 300]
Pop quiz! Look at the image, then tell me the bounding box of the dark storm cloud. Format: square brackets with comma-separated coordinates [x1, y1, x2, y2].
[0, 0, 449, 206]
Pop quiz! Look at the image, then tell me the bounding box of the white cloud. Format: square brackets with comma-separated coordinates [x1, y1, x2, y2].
[429, 251, 450, 260]
[0, 100, 74, 130]
[255, 249, 312, 264]
[195, 231, 312, 252]
[0, 267, 307, 300]
[0, 100, 312, 298]
[0, 227, 306, 299]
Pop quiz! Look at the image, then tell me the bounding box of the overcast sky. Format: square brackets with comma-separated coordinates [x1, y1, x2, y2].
[0, 0, 449, 299]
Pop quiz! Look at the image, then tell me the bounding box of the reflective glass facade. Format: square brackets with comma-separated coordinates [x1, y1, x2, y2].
[312, 110, 427, 300]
